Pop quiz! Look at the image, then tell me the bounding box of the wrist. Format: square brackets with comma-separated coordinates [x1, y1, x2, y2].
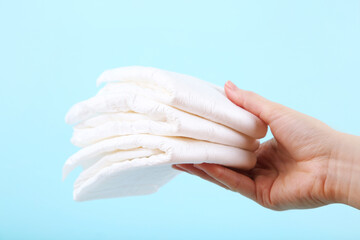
[325, 132, 360, 208]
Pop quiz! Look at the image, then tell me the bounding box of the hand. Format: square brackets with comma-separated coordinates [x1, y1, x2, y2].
[173, 81, 360, 210]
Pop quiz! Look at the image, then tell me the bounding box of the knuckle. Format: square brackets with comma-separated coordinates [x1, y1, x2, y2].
[211, 166, 225, 179]
[245, 90, 257, 99]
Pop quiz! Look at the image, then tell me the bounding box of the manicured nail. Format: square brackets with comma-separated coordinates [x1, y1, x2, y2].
[173, 164, 194, 175]
[172, 165, 184, 171]
[193, 164, 203, 169]
[225, 81, 237, 90]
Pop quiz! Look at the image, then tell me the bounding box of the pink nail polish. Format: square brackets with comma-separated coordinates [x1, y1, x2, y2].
[193, 164, 202, 169]
[172, 164, 181, 170]
[226, 81, 236, 90]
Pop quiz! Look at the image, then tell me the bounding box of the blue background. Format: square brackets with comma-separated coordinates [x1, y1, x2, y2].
[1, 0, 359, 239]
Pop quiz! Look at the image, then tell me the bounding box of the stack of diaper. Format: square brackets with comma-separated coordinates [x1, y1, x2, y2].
[64, 66, 267, 201]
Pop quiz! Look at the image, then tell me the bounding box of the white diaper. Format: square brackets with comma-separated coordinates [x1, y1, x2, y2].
[63, 134, 256, 201]
[96, 66, 267, 138]
[64, 66, 266, 201]
[66, 92, 258, 149]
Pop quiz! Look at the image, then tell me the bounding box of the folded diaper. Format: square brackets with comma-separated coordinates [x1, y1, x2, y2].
[64, 66, 266, 201]
[66, 92, 259, 150]
[64, 134, 256, 201]
[96, 66, 267, 138]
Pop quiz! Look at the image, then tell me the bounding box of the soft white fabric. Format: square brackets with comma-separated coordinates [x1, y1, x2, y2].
[63, 134, 256, 201]
[64, 66, 266, 201]
[96, 66, 267, 138]
[66, 92, 258, 150]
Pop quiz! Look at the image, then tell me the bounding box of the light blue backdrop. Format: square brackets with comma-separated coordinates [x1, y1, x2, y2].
[1, 0, 359, 239]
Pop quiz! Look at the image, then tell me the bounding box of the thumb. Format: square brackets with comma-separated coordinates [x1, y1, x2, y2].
[224, 81, 288, 125]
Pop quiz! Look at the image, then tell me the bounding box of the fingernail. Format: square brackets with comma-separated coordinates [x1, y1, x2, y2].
[173, 165, 194, 175]
[193, 164, 203, 169]
[172, 165, 184, 171]
[225, 81, 237, 90]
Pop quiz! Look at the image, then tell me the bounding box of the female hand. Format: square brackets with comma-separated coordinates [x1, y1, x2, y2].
[173, 81, 360, 210]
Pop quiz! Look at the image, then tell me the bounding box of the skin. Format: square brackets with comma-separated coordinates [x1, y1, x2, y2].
[173, 81, 360, 210]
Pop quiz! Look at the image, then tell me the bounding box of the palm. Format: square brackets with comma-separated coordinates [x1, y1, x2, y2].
[174, 111, 335, 210]
[246, 109, 336, 210]
[250, 138, 329, 210]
